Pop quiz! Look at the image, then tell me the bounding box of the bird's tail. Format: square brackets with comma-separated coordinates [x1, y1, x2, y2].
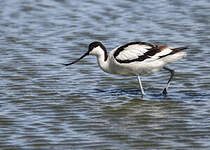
[160, 46, 188, 63]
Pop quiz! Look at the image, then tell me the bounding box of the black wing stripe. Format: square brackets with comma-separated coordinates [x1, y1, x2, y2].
[113, 42, 155, 58]
[159, 46, 188, 59]
[114, 42, 160, 63]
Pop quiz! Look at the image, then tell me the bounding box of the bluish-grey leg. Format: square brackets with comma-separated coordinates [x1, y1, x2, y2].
[137, 75, 145, 96]
[162, 67, 175, 95]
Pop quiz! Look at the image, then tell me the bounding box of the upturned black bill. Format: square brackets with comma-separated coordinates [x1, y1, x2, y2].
[63, 52, 89, 66]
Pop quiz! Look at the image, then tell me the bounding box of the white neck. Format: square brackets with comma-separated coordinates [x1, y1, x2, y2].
[97, 54, 110, 73]
[89, 46, 110, 73]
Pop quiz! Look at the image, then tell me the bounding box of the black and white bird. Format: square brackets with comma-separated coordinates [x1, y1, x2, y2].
[64, 41, 187, 96]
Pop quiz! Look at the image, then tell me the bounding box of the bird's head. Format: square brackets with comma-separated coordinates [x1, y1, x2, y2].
[88, 41, 106, 55]
[63, 41, 107, 66]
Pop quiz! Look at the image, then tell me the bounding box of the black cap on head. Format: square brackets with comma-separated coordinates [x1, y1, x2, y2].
[88, 41, 105, 52]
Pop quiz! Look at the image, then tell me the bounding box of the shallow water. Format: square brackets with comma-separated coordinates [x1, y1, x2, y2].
[0, 0, 210, 149]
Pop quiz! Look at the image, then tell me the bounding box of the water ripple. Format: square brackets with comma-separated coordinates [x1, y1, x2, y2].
[1, 0, 210, 149]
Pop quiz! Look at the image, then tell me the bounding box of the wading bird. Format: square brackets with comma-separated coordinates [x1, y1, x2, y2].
[64, 41, 187, 96]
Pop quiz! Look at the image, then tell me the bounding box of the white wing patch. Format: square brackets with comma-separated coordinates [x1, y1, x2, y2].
[155, 47, 172, 57]
[116, 44, 152, 61]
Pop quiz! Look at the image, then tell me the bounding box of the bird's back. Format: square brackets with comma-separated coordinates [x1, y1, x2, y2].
[107, 42, 187, 75]
[112, 42, 187, 64]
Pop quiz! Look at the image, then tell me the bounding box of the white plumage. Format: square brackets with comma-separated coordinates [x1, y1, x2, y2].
[116, 44, 150, 61]
[64, 41, 187, 96]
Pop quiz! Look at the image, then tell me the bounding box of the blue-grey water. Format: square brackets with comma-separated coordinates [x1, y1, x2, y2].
[0, 0, 210, 149]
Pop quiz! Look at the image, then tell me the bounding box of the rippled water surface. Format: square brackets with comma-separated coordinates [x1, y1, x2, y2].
[1, 0, 210, 149]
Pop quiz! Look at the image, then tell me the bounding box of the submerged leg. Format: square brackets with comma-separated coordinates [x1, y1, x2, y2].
[137, 75, 145, 96]
[162, 67, 175, 95]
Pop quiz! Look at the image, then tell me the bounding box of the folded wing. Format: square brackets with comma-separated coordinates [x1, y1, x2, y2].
[113, 42, 186, 64]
